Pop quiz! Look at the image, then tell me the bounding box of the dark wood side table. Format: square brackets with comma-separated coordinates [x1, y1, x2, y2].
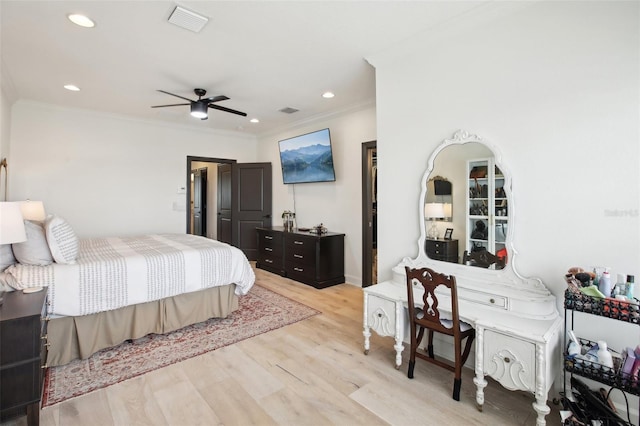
[0, 290, 48, 426]
[425, 238, 459, 263]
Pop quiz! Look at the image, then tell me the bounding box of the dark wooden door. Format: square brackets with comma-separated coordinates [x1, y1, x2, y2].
[192, 168, 207, 237]
[232, 163, 272, 260]
[217, 164, 232, 245]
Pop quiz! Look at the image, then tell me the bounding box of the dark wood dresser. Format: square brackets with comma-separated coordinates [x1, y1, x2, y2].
[256, 226, 345, 288]
[425, 238, 459, 264]
[0, 290, 48, 426]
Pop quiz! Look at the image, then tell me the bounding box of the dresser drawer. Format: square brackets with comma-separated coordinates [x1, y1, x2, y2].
[257, 253, 282, 269]
[285, 260, 316, 281]
[258, 230, 283, 255]
[285, 236, 316, 266]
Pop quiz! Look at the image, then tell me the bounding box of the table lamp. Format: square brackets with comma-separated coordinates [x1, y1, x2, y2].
[425, 202, 445, 239]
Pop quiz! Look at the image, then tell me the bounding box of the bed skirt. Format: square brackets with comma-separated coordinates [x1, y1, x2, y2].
[46, 284, 239, 367]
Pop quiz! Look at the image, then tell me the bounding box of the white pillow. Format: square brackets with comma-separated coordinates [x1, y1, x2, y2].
[12, 220, 53, 266]
[45, 215, 79, 264]
[0, 244, 16, 271]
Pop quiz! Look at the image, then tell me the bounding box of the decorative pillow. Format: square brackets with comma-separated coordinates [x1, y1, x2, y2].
[12, 220, 53, 266]
[45, 215, 79, 264]
[0, 271, 18, 292]
[0, 244, 16, 271]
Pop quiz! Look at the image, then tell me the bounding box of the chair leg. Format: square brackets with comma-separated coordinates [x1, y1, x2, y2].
[453, 378, 461, 401]
[427, 330, 434, 358]
[461, 334, 475, 365]
[408, 360, 415, 379]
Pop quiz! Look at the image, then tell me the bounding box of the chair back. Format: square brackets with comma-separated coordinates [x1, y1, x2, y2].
[463, 250, 505, 269]
[405, 266, 461, 334]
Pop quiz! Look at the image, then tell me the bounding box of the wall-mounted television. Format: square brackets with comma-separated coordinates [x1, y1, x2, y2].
[278, 128, 336, 184]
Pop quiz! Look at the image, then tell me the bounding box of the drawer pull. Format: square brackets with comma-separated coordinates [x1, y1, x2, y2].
[265, 247, 273, 252]
[490, 298, 495, 304]
[504, 357, 511, 363]
[294, 254, 303, 259]
[265, 236, 273, 240]
[294, 241, 304, 245]
[41, 335, 48, 341]
[41, 364, 48, 369]
[265, 259, 273, 264]
[294, 267, 304, 272]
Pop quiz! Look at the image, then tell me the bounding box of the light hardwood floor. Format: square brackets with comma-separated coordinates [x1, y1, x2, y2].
[6, 267, 561, 425]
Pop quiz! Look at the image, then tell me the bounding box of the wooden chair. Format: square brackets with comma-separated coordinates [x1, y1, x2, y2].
[463, 250, 505, 269]
[405, 266, 475, 401]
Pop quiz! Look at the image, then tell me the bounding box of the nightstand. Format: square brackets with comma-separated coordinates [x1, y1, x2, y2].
[0, 290, 48, 426]
[425, 238, 459, 263]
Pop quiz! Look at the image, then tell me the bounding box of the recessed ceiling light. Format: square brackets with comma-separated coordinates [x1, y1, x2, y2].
[250, 118, 260, 123]
[322, 92, 335, 99]
[68, 14, 95, 28]
[64, 84, 81, 91]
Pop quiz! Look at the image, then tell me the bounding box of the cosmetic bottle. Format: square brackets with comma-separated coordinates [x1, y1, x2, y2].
[626, 275, 635, 299]
[599, 270, 612, 298]
[597, 341, 614, 369]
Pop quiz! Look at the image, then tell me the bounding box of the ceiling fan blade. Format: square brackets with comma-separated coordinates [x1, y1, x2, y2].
[206, 95, 230, 103]
[151, 103, 191, 108]
[208, 104, 247, 117]
[157, 90, 194, 103]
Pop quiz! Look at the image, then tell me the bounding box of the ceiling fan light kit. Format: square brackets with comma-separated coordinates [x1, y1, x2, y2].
[190, 102, 208, 119]
[151, 88, 247, 121]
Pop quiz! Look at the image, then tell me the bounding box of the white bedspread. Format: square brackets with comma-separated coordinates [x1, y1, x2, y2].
[6, 234, 255, 317]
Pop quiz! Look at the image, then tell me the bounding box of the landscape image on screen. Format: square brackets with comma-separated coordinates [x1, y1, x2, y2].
[278, 128, 336, 184]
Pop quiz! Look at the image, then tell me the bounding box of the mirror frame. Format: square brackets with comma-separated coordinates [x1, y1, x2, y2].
[396, 129, 549, 294]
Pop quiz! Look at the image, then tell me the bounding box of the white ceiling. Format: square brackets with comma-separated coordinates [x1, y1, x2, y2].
[1, 1, 486, 136]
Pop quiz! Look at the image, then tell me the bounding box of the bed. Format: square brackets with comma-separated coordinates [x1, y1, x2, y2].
[5, 227, 255, 367]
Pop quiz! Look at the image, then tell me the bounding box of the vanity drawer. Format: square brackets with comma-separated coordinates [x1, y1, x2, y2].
[483, 329, 535, 392]
[458, 288, 507, 309]
[366, 294, 397, 337]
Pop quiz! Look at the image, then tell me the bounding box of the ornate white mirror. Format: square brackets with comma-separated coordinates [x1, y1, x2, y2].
[395, 130, 551, 297]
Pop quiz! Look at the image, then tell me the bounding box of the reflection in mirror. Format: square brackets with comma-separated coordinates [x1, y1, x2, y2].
[423, 141, 509, 270]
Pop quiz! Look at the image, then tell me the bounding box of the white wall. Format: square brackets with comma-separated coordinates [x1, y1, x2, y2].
[257, 105, 377, 285]
[370, 0, 639, 409]
[9, 101, 258, 238]
[0, 86, 14, 200]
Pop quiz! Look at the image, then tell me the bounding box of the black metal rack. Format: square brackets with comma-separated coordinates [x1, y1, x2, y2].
[562, 277, 639, 425]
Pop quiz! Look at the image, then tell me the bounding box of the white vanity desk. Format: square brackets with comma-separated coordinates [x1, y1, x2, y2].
[363, 130, 563, 426]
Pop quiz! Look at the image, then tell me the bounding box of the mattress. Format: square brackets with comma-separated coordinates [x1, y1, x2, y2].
[6, 233, 254, 317]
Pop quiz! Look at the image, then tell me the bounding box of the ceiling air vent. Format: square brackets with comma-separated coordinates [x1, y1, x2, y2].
[279, 107, 299, 114]
[168, 6, 209, 33]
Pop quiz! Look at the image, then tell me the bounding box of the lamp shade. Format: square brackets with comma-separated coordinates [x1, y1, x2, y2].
[20, 200, 46, 222]
[443, 203, 452, 219]
[0, 202, 27, 244]
[424, 202, 446, 219]
[190, 102, 208, 119]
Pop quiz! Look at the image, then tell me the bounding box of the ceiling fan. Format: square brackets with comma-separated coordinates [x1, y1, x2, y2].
[151, 88, 247, 120]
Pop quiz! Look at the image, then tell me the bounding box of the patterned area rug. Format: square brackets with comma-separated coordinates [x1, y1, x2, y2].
[42, 284, 319, 407]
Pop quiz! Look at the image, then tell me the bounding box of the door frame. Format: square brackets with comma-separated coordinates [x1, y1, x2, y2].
[186, 156, 236, 234]
[361, 140, 376, 287]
